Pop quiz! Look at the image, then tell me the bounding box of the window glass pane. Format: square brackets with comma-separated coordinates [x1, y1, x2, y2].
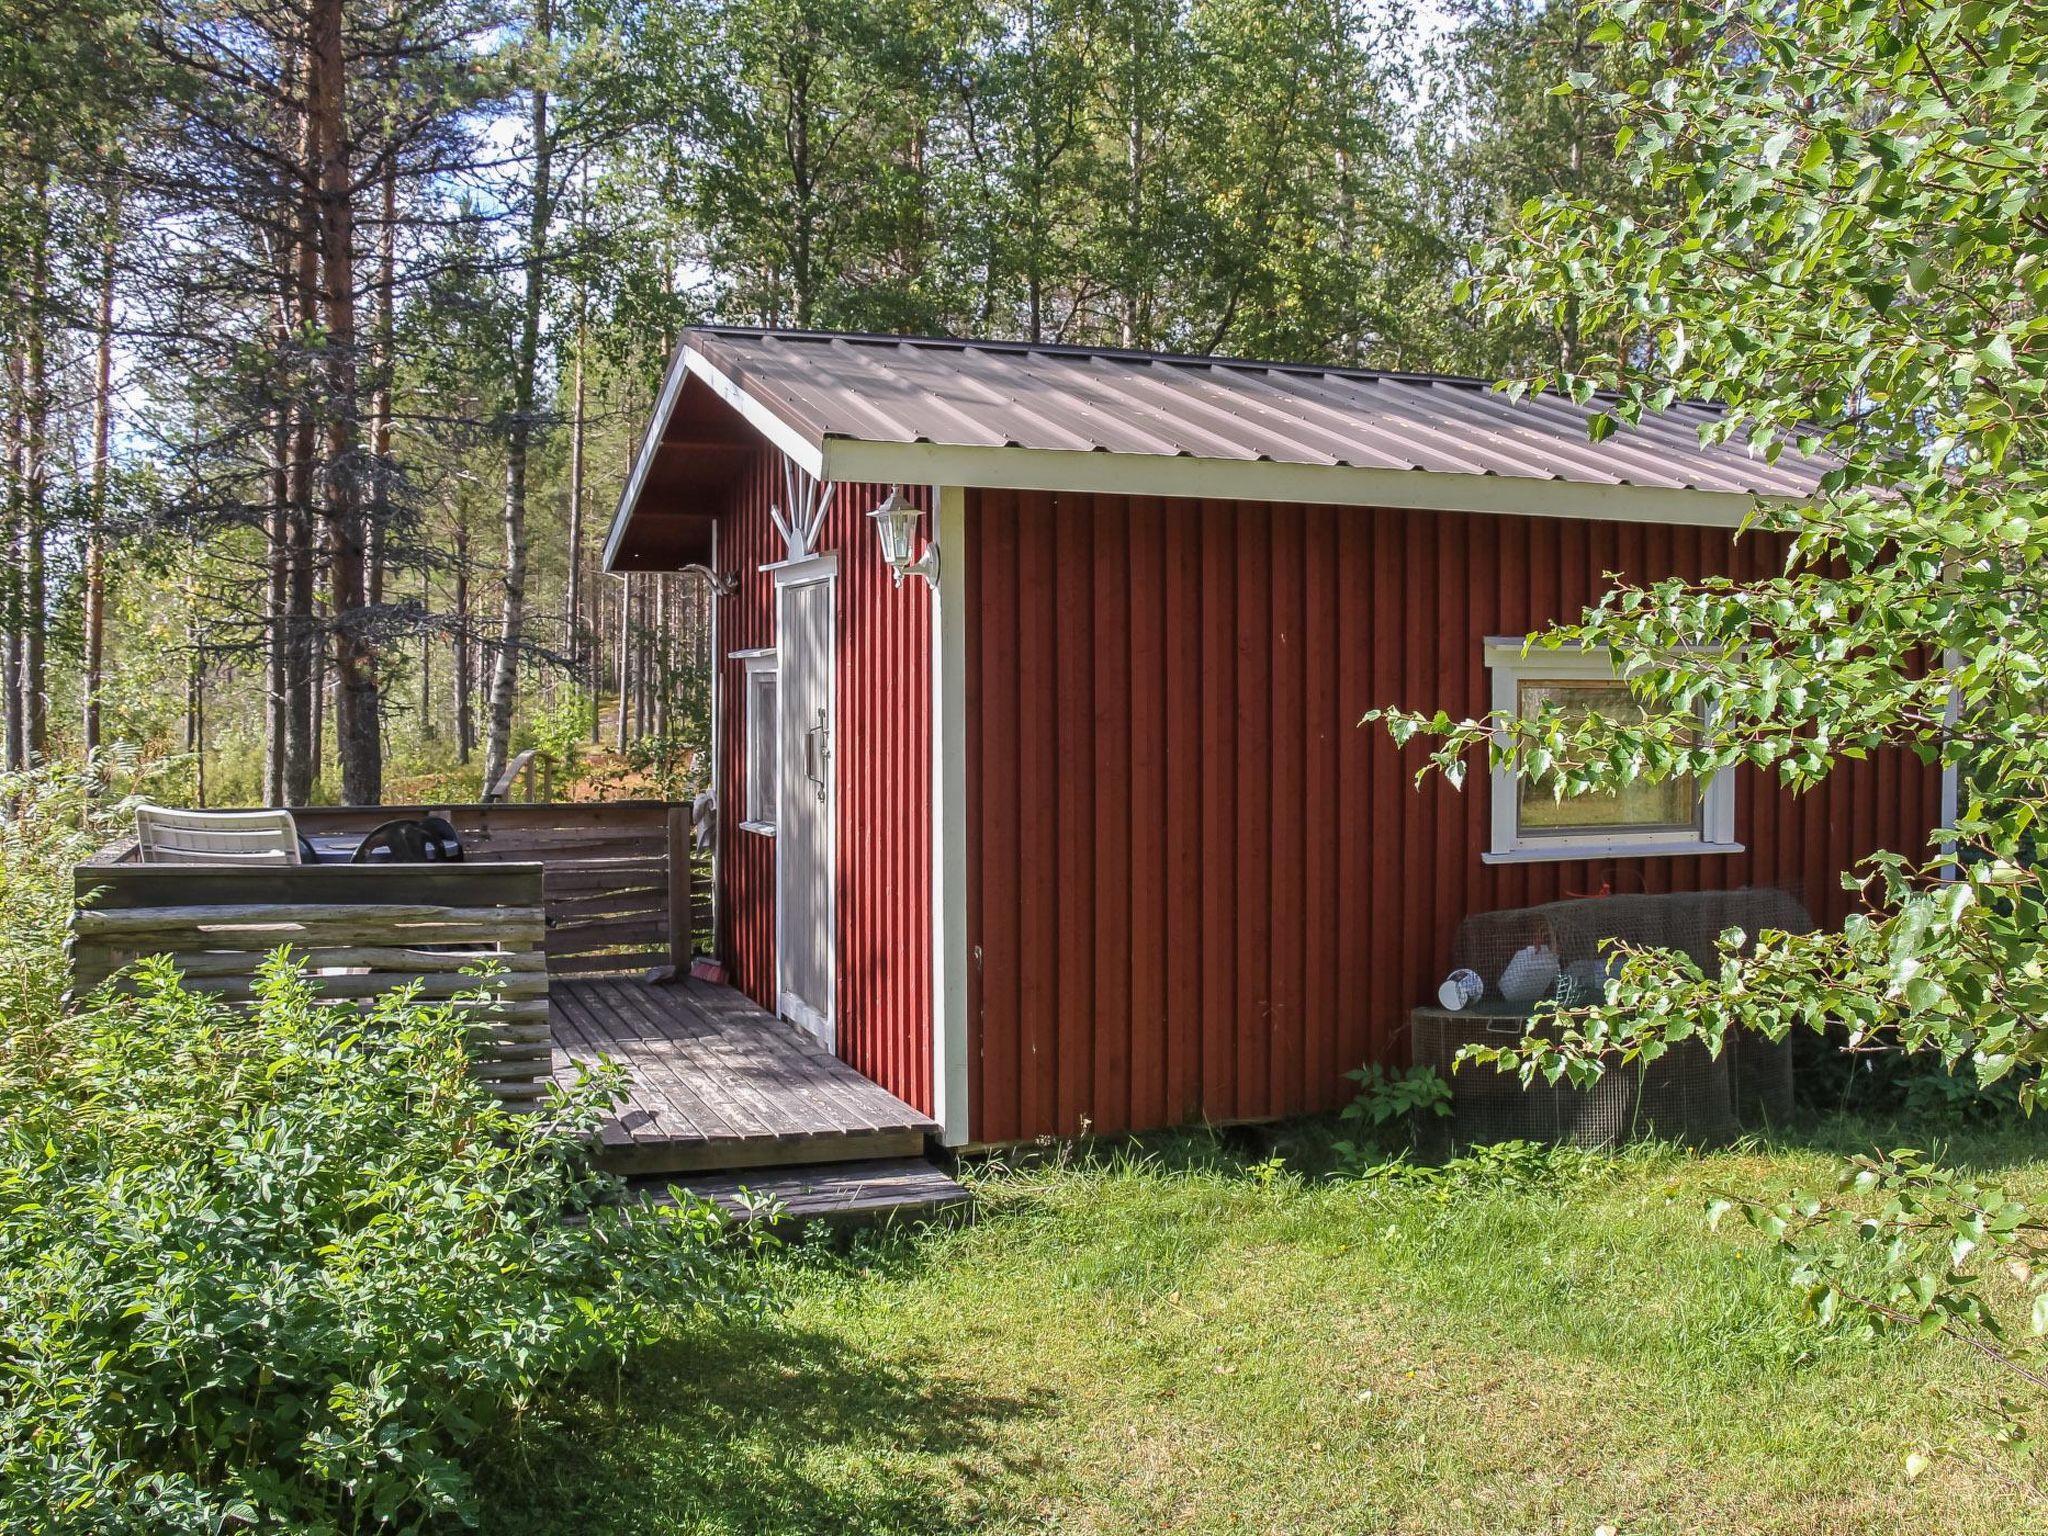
[749, 675, 777, 825]
[1516, 678, 1697, 836]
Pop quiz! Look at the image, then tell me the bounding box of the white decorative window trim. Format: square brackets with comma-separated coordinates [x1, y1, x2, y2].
[740, 652, 778, 836]
[1482, 637, 1740, 865]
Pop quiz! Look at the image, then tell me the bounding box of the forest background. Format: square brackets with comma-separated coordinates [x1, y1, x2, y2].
[0, 0, 1638, 808]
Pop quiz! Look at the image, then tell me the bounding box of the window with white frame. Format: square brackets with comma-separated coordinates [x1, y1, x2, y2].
[741, 656, 777, 834]
[1483, 638, 1738, 863]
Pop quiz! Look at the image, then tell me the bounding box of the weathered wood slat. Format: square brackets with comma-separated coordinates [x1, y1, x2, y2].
[545, 948, 667, 977]
[75, 864, 544, 906]
[174, 971, 548, 1002]
[141, 947, 547, 977]
[645, 1158, 972, 1227]
[544, 890, 667, 919]
[75, 903, 546, 933]
[547, 921, 664, 949]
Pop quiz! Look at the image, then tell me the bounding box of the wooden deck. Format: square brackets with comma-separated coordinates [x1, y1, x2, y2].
[550, 976, 939, 1175]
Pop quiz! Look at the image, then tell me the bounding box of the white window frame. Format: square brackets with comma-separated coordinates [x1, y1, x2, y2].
[1482, 637, 1740, 865]
[734, 649, 778, 836]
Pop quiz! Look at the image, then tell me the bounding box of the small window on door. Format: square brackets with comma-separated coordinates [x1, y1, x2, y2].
[742, 661, 777, 834]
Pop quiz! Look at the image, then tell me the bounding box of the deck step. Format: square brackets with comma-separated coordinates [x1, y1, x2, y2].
[629, 1157, 971, 1229]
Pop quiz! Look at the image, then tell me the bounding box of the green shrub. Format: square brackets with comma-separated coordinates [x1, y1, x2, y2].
[0, 955, 767, 1533]
[0, 755, 151, 1037]
[1331, 1062, 1452, 1167]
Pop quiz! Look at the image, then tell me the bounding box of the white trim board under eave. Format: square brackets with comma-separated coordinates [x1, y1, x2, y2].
[930, 484, 970, 1147]
[821, 439, 1785, 529]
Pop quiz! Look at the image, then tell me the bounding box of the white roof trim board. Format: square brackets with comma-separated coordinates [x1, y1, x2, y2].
[606, 328, 1829, 564]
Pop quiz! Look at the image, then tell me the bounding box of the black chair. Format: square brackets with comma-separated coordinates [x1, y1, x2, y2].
[351, 817, 466, 864]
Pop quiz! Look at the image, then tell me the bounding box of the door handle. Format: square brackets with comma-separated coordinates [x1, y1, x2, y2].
[805, 709, 830, 802]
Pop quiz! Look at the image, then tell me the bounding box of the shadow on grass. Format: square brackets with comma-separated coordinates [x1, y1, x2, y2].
[479, 1316, 1055, 1536]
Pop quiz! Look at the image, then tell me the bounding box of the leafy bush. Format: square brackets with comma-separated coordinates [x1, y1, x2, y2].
[0, 754, 156, 1035]
[0, 956, 766, 1533]
[1332, 1063, 1452, 1166]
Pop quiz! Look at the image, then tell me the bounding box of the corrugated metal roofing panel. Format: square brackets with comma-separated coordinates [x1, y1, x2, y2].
[678, 327, 1830, 499]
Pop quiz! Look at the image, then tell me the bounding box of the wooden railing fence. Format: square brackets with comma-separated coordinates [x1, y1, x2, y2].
[70, 800, 714, 1109]
[68, 862, 553, 1107]
[284, 802, 703, 976]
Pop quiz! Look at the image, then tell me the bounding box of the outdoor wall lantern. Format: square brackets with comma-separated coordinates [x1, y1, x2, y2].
[868, 485, 939, 589]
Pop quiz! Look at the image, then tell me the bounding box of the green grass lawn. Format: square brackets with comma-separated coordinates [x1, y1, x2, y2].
[484, 1121, 2048, 1536]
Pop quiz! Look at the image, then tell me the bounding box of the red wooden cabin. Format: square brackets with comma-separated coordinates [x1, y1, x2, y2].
[605, 329, 1940, 1148]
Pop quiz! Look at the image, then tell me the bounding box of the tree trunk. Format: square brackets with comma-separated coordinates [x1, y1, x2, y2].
[310, 0, 380, 804]
[368, 151, 396, 608]
[266, 412, 290, 804]
[614, 573, 630, 752]
[453, 509, 473, 763]
[482, 0, 555, 791]
[20, 171, 50, 764]
[85, 187, 119, 766]
[567, 313, 586, 687]
[652, 574, 668, 738]
[280, 46, 321, 804]
[311, 605, 326, 779]
[3, 352, 22, 773]
[419, 570, 433, 737]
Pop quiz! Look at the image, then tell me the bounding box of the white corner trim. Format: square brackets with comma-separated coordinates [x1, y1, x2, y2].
[1485, 642, 1738, 861]
[930, 484, 970, 1146]
[822, 439, 1777, 529]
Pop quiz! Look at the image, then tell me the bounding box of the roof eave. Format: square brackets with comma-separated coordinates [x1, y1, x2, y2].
[600, 341, 826, 573]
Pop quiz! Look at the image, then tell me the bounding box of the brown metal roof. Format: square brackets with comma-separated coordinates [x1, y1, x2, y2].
[685, 327, 1825, 494]
[606, 327, 1827, 570]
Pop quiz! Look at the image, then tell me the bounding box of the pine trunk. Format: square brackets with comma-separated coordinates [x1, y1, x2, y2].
[84, 190, 118, 764]
[311, 0, 380, 804]
[482, 0, 555, 792]
[20, 172, 50, 764]
[614, 573, 630, 752]
[453, 511, 473, 763]
[368, 154, 396, 608]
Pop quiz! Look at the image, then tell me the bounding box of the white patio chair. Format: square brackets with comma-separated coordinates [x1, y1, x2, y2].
[134, 804, 304, 865]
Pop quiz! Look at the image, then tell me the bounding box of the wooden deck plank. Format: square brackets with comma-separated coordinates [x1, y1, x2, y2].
[595, 979, 818, 1141]
[681, 980, 932, 1133]
[569, 987, 745, 1146]
[549, 989, 682, 1148]
[646, 979, 931, 1136]
[672, 988, 885, 1133]
[553, 983, 746, 1143]
[589, 987, 811, 1146]
[549, 977, 938, 1174]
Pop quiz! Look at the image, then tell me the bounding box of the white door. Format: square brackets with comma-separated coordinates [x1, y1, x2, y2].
[776, 570, 834, 1047]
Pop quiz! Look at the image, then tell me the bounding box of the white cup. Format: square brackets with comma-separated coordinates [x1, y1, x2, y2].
[1437, 967, 1484, 1010]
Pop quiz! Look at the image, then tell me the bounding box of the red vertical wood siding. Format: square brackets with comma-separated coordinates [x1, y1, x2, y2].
[712, 454, 932, 1114]
[964, 490, 1942, 1145]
